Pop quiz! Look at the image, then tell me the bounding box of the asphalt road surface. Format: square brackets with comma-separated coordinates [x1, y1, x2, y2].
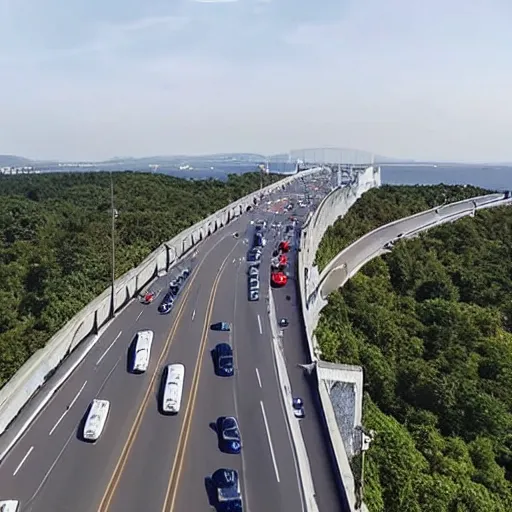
[0, 176, 337, 512]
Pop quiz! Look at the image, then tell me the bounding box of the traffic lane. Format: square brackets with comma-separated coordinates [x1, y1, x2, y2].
[0, 298, 163, 503]
[171, 251, 245, 512]
[20, 292, 197, 512]
[7, 233, 238, 511]
[0, 242, 205, 476]
[232, 257, 304, 512]
[102, 233, 244, 512]
[273, 274, 346, 510]
[0, 294, 145, 475]
[0, 216, 246, 473]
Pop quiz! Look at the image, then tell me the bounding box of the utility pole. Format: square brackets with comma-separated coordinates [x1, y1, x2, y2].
[110, 171, 116, 319]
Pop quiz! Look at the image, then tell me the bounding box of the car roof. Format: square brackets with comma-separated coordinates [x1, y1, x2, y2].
[216, 342, 232, 353]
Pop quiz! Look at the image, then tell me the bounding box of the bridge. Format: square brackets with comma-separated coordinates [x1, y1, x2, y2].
[0, 147, 507, 512]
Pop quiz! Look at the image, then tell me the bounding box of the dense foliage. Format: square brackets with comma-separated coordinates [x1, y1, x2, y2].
[0, 171, 281, 387]
[316, 198, 512, 511]
[315, 184, 492, 271]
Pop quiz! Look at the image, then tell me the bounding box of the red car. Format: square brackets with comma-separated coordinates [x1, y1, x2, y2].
[279, 254, 288, 267]
[279, 240, 290, 253]
[271, 272, 287, 287]
[141, 290, 156, 304]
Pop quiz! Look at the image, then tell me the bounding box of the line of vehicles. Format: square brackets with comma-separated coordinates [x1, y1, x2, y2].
[247, 220, 265, 301]
[81, 266, 193, 442]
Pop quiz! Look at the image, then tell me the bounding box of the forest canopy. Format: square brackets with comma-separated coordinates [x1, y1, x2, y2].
[0, 171, 282, 388]
[315, 184, 492, 272]
[315, 187, 512, 512]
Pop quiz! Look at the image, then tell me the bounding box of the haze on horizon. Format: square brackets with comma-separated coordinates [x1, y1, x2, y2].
[1, 0, 511, 163]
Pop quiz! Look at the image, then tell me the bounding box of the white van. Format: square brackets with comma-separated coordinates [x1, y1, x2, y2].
[0, 501, 19, 512]
[161, 364, 185, 414]
[83, 399, 110, 441]
[132, 330, 154, 373]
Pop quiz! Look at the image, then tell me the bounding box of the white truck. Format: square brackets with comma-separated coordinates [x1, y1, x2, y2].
[0, 501, 19, 512]
[83, 399, 110, 441]
[161, 364, 185, 414]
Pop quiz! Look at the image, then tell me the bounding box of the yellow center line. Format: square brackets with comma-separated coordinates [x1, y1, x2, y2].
[161, 241, 241, 512]
[96, 233, 237, 512]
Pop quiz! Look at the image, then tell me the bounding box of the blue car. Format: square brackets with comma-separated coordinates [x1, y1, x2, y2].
[211, 322, 231, 332]
[216, 416, 241, 454]
[158, 292, 174, 314]
[210, 468, 243, 512]
[214, 343, 234, 377]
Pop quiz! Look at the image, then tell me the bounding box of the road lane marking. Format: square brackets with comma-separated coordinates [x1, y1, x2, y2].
[49, 381, 87, 436]
[191, 309, 196, 321]
[26, 427, 75, 507]
[162, 242, 240, 512]
[97, 232, 235, 512]
[257, 314, 263, 335]
[259, 401, 280, 483]
[13, 446, 33, 476]
[96, 331, 122, 366]
[136, 310, 143, 321]
[255, 368, 262, 388]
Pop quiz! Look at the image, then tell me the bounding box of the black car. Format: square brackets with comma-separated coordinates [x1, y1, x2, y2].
[216, 416, 242, 454]
[214, 343, 234, 376]
[210, 468, 243, 512]
[279, 318, 289, 328]
[158, 292, 174, 314]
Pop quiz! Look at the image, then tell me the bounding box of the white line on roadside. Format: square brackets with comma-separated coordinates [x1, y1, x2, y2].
[257, 314, 263, 335]
[136, 310, 143, 321]
[259, 401, 280, 483]
[192, 309, 196, 321]
[96, 331, 122, 366]
[13, 446, 33, 476]
[255, 368, 262, 388]
[49, 381, 87, 436]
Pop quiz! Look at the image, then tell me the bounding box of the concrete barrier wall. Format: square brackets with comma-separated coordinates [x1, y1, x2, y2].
[0, 166, 324, 435]
[298, 184, 512, 512]
[299, 166, 381, 358]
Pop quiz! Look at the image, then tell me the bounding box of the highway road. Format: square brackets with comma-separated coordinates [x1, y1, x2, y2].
[0, 177, 332, 512]
[271, 217, 348, 512]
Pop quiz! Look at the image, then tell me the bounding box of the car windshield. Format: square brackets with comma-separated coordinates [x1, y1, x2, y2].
[219, 355, 233, 367]
[223, 425, 240, 440]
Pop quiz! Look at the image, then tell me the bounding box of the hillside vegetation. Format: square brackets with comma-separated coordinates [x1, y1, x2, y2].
[315, 184, 491, 271]
[0, 171, 281, 388]
[315, 190, 512, 511]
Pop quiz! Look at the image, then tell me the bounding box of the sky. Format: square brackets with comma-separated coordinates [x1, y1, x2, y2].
[1, 0, 512, 163]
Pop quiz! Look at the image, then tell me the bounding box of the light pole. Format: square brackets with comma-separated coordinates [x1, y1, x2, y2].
[109, 171, 116, 319]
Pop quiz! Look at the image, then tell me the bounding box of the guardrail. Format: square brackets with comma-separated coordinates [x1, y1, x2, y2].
[0, 166, 325, 442]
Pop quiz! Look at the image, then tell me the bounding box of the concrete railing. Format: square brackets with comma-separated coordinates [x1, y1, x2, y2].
[296, 166, 381, 512]
[0, 166, 324, 437]
[298, 182, 512, 512]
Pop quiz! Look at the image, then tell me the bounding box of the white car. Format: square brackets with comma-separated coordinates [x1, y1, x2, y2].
[132, 330, 153, 373]
[83, 399, 110, 441]
[0, 501, 19, 512]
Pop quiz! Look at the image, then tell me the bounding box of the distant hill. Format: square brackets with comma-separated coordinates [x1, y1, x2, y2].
[0, 155, 34, 167]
